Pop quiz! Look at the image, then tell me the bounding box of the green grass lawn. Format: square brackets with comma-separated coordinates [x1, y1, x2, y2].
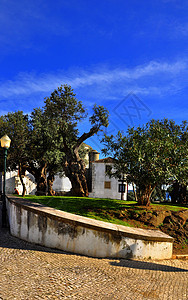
[19, 195, 188, 228]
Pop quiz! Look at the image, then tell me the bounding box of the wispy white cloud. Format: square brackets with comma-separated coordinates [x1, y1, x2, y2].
[0, 59, 187, 104]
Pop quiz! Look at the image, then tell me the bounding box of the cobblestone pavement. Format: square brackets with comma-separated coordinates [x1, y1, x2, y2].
[0, 205, 188, 299]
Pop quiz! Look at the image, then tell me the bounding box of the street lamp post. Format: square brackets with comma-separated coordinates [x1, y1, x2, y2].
[1, 135, 11, 227]
[118, 175, 126, 201]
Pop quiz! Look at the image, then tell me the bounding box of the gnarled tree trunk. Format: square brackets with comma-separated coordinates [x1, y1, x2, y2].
[47, 172, 55, 196]
[18, 163, 26, 197]
[64, 160, 88, 197]
[70, 171, 88, 197]
[26, 162, 48, 195]
[36, 165, 47, 195]
[137, 184, 157, 206]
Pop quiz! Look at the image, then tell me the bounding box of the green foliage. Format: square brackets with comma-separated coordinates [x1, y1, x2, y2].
[41, 84, 109, 196]
[43, 85, 109, 161]
[0, 85, 109, 196]
[103, 119, 188, 205]
[89, 104, 109, 129]
[43, 84, 108, 153]
[0, 111, 31, 195]
[44, 85, 87, 153]
[29, 107, 64, 174]
[0, 111, 30, 171]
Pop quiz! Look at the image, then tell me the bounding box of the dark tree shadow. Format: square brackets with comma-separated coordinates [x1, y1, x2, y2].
[109, 259, 188, 272]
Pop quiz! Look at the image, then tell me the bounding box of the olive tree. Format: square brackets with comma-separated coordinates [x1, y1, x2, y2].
[103, 119, 188, 206]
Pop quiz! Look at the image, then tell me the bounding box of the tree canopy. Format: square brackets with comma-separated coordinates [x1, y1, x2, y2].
[0, 85, 109, 196]
[103, 119, 188, 206]
[43, 85, 109, 196]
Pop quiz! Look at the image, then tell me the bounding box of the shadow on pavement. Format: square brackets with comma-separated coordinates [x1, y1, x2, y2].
[1, 225, 188, 273]
[109, 259, 188, 272]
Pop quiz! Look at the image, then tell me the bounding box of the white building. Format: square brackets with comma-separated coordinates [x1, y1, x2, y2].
[1, 171, 71, 196]
[89, 157, 127, 200]
[2, 149, 127, 200]
[1, 170, 37, 195]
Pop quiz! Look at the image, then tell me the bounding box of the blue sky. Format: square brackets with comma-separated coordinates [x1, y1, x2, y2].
[0, 0, 188, 152]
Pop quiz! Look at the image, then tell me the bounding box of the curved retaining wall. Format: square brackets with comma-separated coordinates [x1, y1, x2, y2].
[6, 196, 173, 260]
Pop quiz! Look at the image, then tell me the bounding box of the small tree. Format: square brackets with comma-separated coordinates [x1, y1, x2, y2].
[103, 119, 188, 206]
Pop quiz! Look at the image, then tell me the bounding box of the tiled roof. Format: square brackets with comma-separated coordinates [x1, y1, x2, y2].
[94, 157, 115, 163]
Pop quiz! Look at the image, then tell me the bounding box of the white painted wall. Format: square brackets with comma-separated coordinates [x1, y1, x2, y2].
[52, 173, 71, 192]
[3, 170, 71, 195]
[89, 162, 127, 200]
[4, 171, 37, 195]
[6, 196, 173, 260]
[5, 171, 17, 194]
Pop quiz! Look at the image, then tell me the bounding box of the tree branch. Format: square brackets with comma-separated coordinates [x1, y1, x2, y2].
[75, 125, 99, 150]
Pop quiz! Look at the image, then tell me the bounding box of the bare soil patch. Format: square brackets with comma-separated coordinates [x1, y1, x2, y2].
[106, 206, 188, 255]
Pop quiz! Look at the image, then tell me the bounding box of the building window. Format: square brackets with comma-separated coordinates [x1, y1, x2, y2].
[105, 165, 112, 173]
[104, 181, 111, 189]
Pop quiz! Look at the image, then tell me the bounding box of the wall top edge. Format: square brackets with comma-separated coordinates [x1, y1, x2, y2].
[7, 195, 173, 243]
